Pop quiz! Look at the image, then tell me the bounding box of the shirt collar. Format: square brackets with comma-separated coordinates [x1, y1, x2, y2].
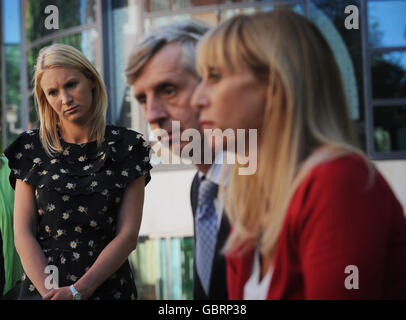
[199, 152, 232, 186]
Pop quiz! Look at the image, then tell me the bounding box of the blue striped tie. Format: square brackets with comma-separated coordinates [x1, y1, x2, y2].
[195, 178, 219, 296]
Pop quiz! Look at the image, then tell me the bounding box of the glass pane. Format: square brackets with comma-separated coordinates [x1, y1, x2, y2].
[368, 0, 406, 48]
[159, 238, 169, 299]
[170, 238, 183, 299]
[4, 44, 23, 145]
[3, 0, 21, 44]
[129, 236, 193, 299]
[56, 29, 100, 67]
[27, 42, 51, 130]
[25, 0, 97, 43]
[144, 0, 302, 13]
[310, 1, 362, 121]
[374, 106, 406, 152]
[220, 3, 303, 21]
[28, 94, 38, 131]
[145, 14, 195, 33]
[145, 0, 227, 12]
[129, 237, 160, 299]
[2, 0, 22, 148]
[371, 51, 406, 99]
[181, 237, 194, 300]
[310, 0, 366, 150]
[145, 0, 171, 12]
[111, 0, 145, 128]
[27, 28, 100, 84]
[145, 4, 303, 33]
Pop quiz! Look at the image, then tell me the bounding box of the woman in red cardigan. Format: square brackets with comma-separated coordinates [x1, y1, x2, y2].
[191, 10, 406, 299]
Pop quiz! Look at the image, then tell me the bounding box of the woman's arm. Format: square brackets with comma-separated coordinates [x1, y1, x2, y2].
[44, 176, 145, 300]
[14, 179, 51, 297]
[298, 159, 388, 299]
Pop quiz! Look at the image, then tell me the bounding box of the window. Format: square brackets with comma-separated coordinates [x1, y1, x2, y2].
[1, 0, 23, 146]
[364, 0, 406, 158]
[129, 236, 194, 299]
[310, 0, 365, 149]
[0, 0, 3, 150]
[24, 0, 101, 127]
[107, 0, 304, 171]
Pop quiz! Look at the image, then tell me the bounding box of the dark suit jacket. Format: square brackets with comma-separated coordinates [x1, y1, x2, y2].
[190, 171, 230, 300]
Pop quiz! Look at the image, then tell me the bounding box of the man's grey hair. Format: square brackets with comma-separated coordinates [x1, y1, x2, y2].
[125, 20, 210, 85]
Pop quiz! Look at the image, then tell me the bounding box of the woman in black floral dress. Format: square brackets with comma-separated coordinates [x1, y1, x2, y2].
[4, 44, 152, 300]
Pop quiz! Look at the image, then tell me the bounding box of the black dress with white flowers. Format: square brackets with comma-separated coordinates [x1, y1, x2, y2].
[4, 125, 152, 300]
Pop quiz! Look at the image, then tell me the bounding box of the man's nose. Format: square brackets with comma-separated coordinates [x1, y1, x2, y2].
[145, 96, 168, 125]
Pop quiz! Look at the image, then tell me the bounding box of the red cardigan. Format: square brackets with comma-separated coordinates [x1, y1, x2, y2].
[227, 155, 406, 299]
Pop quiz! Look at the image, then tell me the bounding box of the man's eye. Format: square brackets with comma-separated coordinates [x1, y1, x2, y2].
[162, 87, 176, 96]
[208, 72, 221, 81]
[67, 81, 77, 88]
[137, 96, 146, 105]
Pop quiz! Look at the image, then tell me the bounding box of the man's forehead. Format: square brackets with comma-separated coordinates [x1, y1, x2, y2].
[132, 44, 191, 91]
[132, 68, 183, 95]
[143, 43, 184, 73]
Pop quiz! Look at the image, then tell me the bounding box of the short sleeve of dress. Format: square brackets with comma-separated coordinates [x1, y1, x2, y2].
[3, 129, 43, 189]
[112, 127, 152, 187]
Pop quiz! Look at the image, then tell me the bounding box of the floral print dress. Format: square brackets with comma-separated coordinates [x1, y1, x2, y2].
[4, 125, 152, 300]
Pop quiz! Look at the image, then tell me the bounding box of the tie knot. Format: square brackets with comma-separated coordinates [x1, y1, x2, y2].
[200, 179, 218, 198]
[197, 179, 218, 210]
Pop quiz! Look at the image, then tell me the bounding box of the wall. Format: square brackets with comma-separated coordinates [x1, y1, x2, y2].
[375, 160, 406, 214]
[140, 159, 406, 239]
[139, 167, 196, 237]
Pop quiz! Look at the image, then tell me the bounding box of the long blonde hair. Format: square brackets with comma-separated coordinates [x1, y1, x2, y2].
[196, 10, 368, 257]
[34, 44, 107, 156]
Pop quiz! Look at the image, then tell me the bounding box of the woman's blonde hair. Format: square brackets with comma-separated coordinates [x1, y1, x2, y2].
[196, 10, 369, 257]
[34, 43, 107, 156]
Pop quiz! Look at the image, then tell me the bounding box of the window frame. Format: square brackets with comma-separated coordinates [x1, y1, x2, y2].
[362, 0, 406, 160]
[4, 0, 406, 160]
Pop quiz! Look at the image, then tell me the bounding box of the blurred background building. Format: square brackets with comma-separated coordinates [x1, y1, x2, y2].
[1, 0, 405, 299]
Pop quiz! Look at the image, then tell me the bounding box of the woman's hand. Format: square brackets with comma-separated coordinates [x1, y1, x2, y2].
[43, 286, 74, 300]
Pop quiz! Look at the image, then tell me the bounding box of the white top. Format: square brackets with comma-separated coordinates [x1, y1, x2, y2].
[243, 248, 273, 300]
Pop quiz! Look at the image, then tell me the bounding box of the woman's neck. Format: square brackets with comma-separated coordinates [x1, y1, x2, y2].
[58, 122, 94, 144]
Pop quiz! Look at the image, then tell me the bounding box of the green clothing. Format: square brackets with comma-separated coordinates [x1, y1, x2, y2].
[0, 156, 23, 296]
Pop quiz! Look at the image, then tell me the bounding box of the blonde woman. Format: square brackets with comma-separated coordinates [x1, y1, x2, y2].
[4, 44, 152, 300]
[192, 10, 406, 299]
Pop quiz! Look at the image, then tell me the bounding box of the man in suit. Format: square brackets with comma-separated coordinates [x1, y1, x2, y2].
[125, 20, 230, 299]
